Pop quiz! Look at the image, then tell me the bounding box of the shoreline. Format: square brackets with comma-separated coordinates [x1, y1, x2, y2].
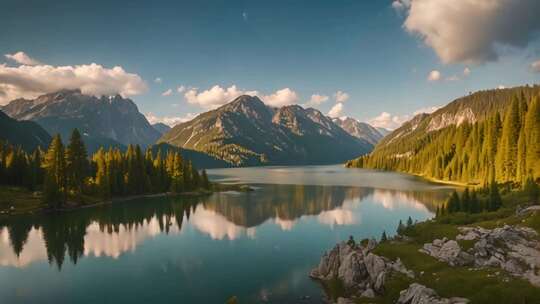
[1, 183, 252, 218]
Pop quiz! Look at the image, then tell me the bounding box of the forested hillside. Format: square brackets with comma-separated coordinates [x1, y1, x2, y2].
[347, 86, 540, 186]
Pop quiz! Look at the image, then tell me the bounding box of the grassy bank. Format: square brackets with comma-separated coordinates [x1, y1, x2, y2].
[0, 183, 252, 217]
[353, 189, 540, 303]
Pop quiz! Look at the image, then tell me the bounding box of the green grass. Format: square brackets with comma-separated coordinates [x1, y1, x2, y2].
[371, 241, 540, 303]
[0, 186, 45, 215]
[356, 188, 540, 304]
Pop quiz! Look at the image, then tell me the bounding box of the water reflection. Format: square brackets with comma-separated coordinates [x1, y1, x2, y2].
[0, 184, 450, 269]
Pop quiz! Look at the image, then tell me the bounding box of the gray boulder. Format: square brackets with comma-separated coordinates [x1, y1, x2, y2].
[397, 283, 469, 304]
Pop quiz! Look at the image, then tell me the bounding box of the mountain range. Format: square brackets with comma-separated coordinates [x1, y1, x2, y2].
[159, 95, 374, 166]
[1, 89, 161, 153]
[332, 117, 385, 145]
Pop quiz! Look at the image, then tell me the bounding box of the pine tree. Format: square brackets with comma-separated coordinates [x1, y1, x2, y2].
[488, 181, 502, 211]
[66, 129, 88, 197]
[524, 97, 540, 180]
[42, 135, 67, 208]
[470, 190, 480, 213]
[496, 98, 521, 182]
[461, 188, 471, 213]
[524, 176, 539, 204]
[201, 169, 210, 189]
[396, 220, 405, 235]
[380, 231, 388, 243]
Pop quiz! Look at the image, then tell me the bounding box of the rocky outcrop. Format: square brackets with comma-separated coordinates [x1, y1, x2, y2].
[310, 240, 414, 298]
[397, 283, 470, 304]
[419, 238, 474, 266]
[420, 225, 540, 287]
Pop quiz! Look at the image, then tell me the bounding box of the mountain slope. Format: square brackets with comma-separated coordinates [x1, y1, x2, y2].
[159, 95, 372, 166]
[152, 123, 171, 135]
[0, 110, 51, 151]
[332, 117, 384, 145]
[1, 89, 160, 152]
[347, 85, 540, 184]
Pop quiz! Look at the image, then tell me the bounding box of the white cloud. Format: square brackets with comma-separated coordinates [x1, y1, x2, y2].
[306, 94, 329, 107]
[145, 112, 198, 127]
[446, 75, 460, 82]
[368, 112, 408, 130]
[262, 88, 298, 107]
[176, 85, 186, 93]
[399, 0, 540, 64]
[328, 102, 345, 118]
[161, 88, 173, 96]
[531, 60, 540, 73]
[427, 70, 441, 82]
[154, 77, 162, 84]
[184, 85, 258, 109]
[0, 62, 147, 105]
[498, 85, 506, 90]
[4, 51, 41, 66]
[463, 67, 471, 76]
[334, 90, 350, 103]
[368, 106, 439, 130]
[184, 85, 298, 109]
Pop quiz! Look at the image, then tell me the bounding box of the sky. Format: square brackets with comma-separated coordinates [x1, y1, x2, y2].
[1, 0, 540, 129]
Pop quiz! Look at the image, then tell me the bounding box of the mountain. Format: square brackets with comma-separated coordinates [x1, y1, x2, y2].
[1, 90, 161, 153]
[332, 117, 384, 145]
[152, 123, 171, 135]
[376, 127, 391, 137]
[159, 95, 372, 166]
[347, 85, 540, 185]
[0, 110, 51, 151]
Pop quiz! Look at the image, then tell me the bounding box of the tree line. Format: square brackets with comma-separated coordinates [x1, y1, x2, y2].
[347, 93, 540, 188]
[0, 129, 210, 209]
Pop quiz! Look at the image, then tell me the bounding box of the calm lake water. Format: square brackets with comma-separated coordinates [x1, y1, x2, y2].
[0, 165, 454, 304]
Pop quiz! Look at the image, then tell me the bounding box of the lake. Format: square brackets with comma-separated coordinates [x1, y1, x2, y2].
[0, 165, 454, 303]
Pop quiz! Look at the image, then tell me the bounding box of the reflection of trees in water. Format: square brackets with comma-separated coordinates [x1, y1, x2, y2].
[0, 196, 200, 269]
[0, 185, 452, 269]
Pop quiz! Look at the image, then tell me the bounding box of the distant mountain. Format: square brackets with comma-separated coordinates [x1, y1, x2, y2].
[152, 123, 171, 135]
[376, 127, 391, 137]
[332, 117, 384, 145]
[0, 110, 51, 151]
[151, 143, 229, 169]
[159, 95, 372, 166]
[1, 90, 160, 153]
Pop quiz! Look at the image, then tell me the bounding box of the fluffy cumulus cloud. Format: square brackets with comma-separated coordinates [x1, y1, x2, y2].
[184, 85, 258, 109]
[395, 0, 540, 64]
[305, 94, 329, 107]
[184, 85, 298, 109]
[161, 88, 173, 96]
[176, 85, 186, 93]
[334, 90, 350, 103]
[0, 61, 147, 105]
[427, 70, 441, 82]
[327, 102, 345, 118]
[262, 88, 298, 107]
[154, 77, 162, 84]
[463, 67, 471, 76]
[145, 112, 198, 127]
[5, 51, 41, 66]
[531, 60, 540, 73]
[369, 106, 439, 130]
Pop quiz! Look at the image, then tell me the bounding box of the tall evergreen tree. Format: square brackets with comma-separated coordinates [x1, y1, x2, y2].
[66, 129, 88, 197]
[42, 135, 67, 208]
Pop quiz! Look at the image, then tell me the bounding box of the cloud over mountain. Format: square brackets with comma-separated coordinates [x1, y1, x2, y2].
[5, 51, 41, 66]
[0, 55, 147, 105]
[184, 85, 298, 109]
[395, 0, 540, 64]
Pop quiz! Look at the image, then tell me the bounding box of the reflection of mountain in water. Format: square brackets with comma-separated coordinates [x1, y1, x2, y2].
[0, 185, 450, 269]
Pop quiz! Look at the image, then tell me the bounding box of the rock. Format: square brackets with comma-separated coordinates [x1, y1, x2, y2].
[434, 225, 540, 287]
[397, 283, 469, 304]
[420, 239, 473, 266]
[311, 241, 414, 298]
[360, 288, 375, 298]
[335, 297, 355, 304]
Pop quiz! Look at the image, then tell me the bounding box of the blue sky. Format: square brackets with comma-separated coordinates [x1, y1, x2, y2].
[1, 0, 540, 129]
